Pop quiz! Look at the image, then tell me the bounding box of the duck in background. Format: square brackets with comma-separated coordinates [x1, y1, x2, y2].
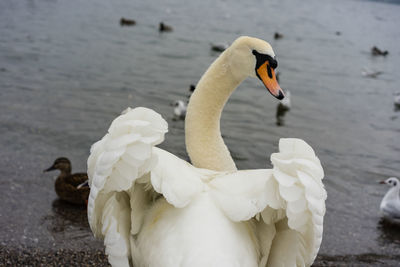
[189, 84, 196, 93]
[274, 32, 283, 40]
[210, 42, 229, 52]
[371, 46, 388, 56]
[380, 177, 400, 224]
[120, 17, 136, 26]
[159, 22, 173, 32]
[44, 157, 89, 206]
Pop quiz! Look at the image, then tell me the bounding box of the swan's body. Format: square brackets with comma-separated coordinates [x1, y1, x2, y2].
[87, 36, 326, 267]
[380, 177, 400, 224]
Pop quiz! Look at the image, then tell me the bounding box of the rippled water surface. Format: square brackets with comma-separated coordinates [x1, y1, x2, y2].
[1, 0, 399, 264]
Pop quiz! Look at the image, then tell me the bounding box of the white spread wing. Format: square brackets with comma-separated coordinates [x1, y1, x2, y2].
[87, 107, 168, 267]
[150, 147, 205, 208]
[209, 138, 326, 267]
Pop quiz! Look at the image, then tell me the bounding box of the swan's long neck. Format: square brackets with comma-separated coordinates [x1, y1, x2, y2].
[185, 51, 243, 171]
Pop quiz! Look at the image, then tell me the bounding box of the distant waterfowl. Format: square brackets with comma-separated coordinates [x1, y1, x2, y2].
[210, 42, 229, 52]
[186, 84, 196, 100]
[362, 68, 383, 78]
[335, 31, 341, 36]
[274, 32, 283, 40]
[280, 90, 291, 109]
[371, 46, 388, 56]
[87, 36, 326, 267]
[189, 84, 196, 93]
[394, 92, 400, 109]
[172, 100, 187, 119]
[380, 177, 400, 224]
[276, 90, 291, 126]
[159, 22, 173, 32]
[120, 17, 136, 26]
[44, 157, 89, 205]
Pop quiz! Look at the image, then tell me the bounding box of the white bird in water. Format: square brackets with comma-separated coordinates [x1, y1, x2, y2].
[172, 100, 187, 119]
[280, 90, 291, 109]
[394, 92, 400, 109]
[87, 36, 326, 267]
[380, 177, 400, 224]
[362, 68, 383, 78]
[276, 90, 291, 126]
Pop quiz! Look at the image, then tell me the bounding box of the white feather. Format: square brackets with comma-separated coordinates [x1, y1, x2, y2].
[87, 108, 326, 267]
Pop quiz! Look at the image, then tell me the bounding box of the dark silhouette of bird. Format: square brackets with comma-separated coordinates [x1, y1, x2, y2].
[159, 22, 173, 32]
[120, 17, 136, 26]
[44, 157, 89, 205]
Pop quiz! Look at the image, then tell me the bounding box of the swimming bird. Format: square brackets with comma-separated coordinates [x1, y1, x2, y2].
[280, 90, 291, 109]
[87, 36, 326, 267]
[159, 22, 173, 32]
[371, 46, 388, 56]
[120, 17, 136, 26]
[171, 100, 187, 119]
[274, 32, 283, 40]
[394, 92, 400, 109]
[44, 157, 89, 205]
[362, 68, 383, 78]
[210, 42, 229, 52]
[380, 177, 400, 224]
[276, 90, 291, 126]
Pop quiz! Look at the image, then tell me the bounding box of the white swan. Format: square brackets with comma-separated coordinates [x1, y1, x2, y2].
[87, 36, 326, 267]
[380, 177, 400, 224]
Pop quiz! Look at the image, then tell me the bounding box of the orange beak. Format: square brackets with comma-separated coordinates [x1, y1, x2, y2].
[256, 61, 284, 100]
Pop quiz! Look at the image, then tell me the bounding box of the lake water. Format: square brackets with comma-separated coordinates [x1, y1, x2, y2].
[1, 0, 399, 265]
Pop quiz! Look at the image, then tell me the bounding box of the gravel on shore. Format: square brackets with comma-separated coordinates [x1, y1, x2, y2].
[2, 245, 400, 267]
[0, 245, 109, 267]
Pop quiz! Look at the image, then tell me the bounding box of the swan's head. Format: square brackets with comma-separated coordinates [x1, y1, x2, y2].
[380, 177, 399, 187]
[227, 36, 284, 100]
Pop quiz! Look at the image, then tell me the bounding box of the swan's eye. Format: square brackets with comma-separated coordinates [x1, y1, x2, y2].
[252, 50, 278, 70]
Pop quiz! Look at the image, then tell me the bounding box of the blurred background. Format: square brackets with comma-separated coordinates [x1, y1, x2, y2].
[0, 0, 399, 265]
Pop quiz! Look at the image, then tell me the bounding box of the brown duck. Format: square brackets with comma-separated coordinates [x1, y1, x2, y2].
[120, 17, 136, 26]
[44, 157, 89, 205]
[159, 22, 173, 32]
